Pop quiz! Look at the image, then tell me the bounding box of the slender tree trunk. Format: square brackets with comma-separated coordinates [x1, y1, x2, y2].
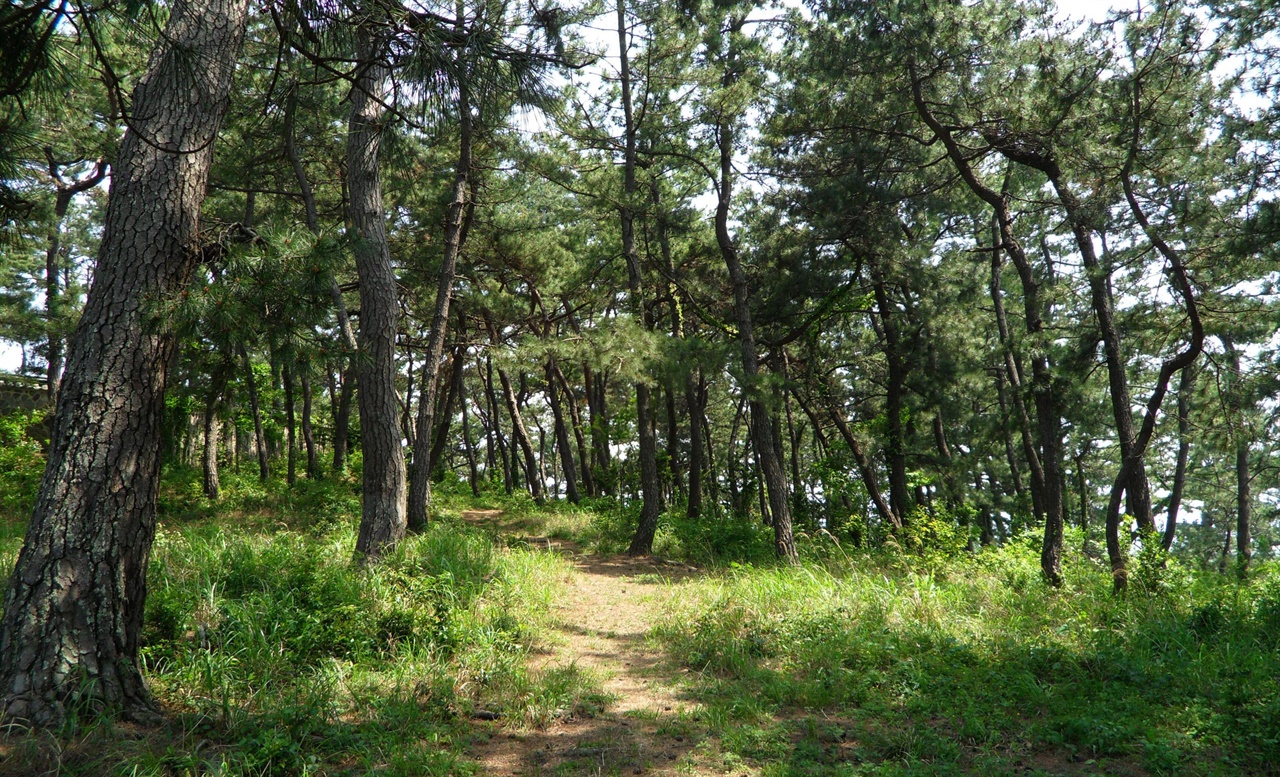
[348, 28, 406, 559]
[301, 368, 318, 479]
[988, 214, 1045, 520]
[615, 0, 663, 554]
[333, 365, 354, 474]
[283, 359, 297, 486]
[460, 383, 480, 496]
[585, 364, 611, 492]
[685, 368, 704, 519]
[203, 354, 232, 501]
[711, 28, 796, 562]
[546, 354, 581, 503]
[44, 161, 106, 403]
[240, 346, 269, 482]
[1163, 364, 1194, 551]
[408, 52, 473, 529]
[0, 0, 248, 725]
[428, 348, 464, 479]
[483, 355, 513, 493]
[498, 366, 543, 503]
[1224, 339, 1251, 574]
[910, 71, 1065, 584]
[553, 361, 595, 497]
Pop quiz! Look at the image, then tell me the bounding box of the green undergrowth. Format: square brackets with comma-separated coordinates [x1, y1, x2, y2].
[1, 469, 605, 776]
[654, 530, 1280, 776]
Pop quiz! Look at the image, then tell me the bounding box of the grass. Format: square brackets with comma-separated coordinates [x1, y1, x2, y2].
[651, 529, 1280, 775]
[4, 452, 1280, 775]
[0, 468, 605, 775]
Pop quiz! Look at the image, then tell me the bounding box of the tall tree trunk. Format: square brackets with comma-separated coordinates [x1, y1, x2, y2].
[0, 0, 248, 725]
[427, 348, 464, 479]
[348, 28, 406, 560]
[988, 213, 1045, 521]
[869, 267, 911, 524]
[407, 51, 473, 530]
[333, 365, 354, 474]
[483, 355, 513, 493]
[712, 24, 796, 562]
[685, 368, 704, 519]
[585, 364, 611, 492]
[460, 381, 480, 496]
[616, 0, 663, 555]
[497, 365, 543, 503]
[552, 360, 595, 497]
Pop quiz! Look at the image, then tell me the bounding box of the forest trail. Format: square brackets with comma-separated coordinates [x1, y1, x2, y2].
[460, 509, 721, 776]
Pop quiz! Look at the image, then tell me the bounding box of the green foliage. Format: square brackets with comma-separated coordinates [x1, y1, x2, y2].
[0, 410, 44, 520]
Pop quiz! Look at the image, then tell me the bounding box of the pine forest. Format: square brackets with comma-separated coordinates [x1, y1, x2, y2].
[2, 0, 1280, 774]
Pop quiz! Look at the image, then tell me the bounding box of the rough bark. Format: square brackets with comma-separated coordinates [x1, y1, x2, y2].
[348, 29, 406, 560]
[0, 0, 247, 725]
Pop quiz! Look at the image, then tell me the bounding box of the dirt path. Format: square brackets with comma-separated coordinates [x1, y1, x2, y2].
[462, 510, 718, 776]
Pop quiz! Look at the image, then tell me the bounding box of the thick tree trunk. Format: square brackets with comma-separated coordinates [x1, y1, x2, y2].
[348, 29, 406, 559]
[0, 0, 247, 725]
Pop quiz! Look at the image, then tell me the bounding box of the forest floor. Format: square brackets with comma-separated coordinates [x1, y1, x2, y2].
[460, 508, 729, 776]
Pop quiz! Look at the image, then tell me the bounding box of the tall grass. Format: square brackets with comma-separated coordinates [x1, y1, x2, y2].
[0, 469, 603, 776]
[655, 530, 1280, 775]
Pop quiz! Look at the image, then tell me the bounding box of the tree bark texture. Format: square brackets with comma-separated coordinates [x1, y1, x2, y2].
[348, 30, 407, 559]
[0, 0, 248, 725]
